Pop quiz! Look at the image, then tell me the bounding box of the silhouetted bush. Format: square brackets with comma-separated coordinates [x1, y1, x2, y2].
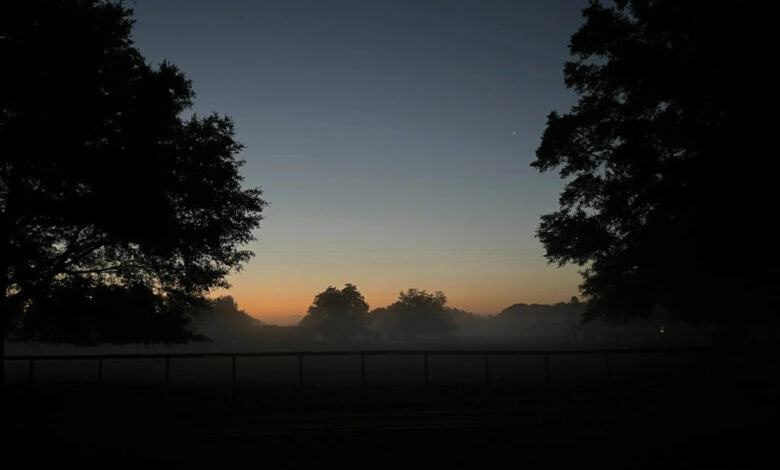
[298, 284, 371, 342]
[370, 289, 456, 341]
[191, 296, 263, 341]
[18, 282, 203, 344]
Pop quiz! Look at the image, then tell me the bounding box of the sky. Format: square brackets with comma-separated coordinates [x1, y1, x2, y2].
[130, 0, 589, 325]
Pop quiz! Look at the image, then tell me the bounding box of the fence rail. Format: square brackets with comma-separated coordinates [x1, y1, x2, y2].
[2, 346, 740, 386]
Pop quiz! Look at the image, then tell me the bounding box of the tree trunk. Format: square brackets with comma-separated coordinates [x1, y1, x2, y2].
[0, 319, 5, 386]
[1, 268, 13, 387]
[1, 292, 7, 387]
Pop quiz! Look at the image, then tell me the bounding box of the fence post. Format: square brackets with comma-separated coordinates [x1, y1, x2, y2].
[663, 350, 670, 379]
[484, 353, 490, 385]
[298, 354, 304, 386]
[544, 354, 551, 384]
[361, 353, 366, 387]
[424, 353, 429, 386]
[232, 355, 237, 385]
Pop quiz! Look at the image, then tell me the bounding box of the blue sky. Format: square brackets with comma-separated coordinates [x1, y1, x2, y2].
[130, 0, 588, 324]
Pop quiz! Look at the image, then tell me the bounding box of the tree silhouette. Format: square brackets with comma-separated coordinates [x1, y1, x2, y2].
[0, 1, 266, 345]
[533, 1, 776, 328]
[18, 281, 204, 345]
[298, 284, 370, 341]
[372, 289, 455, 341]
[190, 296, 262, 341]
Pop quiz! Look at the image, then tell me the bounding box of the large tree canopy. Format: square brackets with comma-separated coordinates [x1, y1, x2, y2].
[533, 1, 776, 324]
[0, 1, 266, 339]
[299, 284, 370, 341]
[371, 289, 455, 341]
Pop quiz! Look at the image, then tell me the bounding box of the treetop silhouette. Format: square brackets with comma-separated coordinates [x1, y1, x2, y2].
[371, 289, 455, 340]
[298, 284, 370, 341]
[533, 0, 776, 326]
[1, 1, 266, 342]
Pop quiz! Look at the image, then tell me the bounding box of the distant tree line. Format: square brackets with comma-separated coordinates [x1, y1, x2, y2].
[292, 284, 753, 346]
[16, 282, 203, 344]
[297, 285, 456, 342]
[13, 290, 259, 345]
[15, 281, 769, 347]
[369, 289, 455, 341]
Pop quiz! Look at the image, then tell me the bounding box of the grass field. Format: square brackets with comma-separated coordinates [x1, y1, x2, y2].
[4, 347, 779, 468]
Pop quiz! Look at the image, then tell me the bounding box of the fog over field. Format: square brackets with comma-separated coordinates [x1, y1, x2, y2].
[5, 294, 733, 354]
[3, 1, 779, 467]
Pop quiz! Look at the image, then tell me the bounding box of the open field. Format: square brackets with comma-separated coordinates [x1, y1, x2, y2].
[4, 345, 767, 386]
[4, 346, 779, 468]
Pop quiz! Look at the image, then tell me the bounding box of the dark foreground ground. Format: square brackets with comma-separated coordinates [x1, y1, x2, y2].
[4, 352, 779, 469]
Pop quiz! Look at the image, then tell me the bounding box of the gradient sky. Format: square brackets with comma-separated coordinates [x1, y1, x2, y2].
[130, 0, 589, 325]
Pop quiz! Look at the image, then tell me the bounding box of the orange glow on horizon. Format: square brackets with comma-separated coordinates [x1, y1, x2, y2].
[212, 261, 582, 326]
